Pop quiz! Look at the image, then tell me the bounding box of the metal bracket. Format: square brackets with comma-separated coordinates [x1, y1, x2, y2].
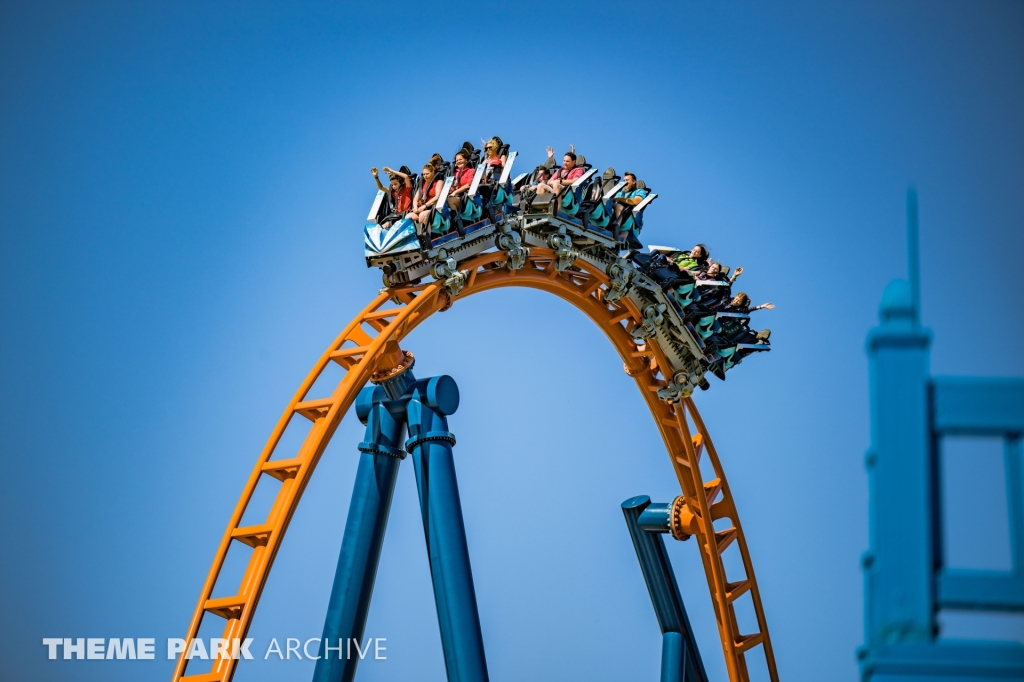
[443, 270, 469, 298]
[496, 226, 528, 270]
[657, 370, 698, 403]
[430, 248, 458, 280]
[547, 233, 577, 271]
[631, 303, 666, 342]
[604, 257, 632, 303]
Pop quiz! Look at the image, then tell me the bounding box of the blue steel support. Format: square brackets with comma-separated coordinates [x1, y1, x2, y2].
[860, 278, 1024, 679]
[863, 279, 933, 650]
[622, 495, 708, 682]
[661, 633, 685, 682]
[405, 376, 489, 682]
[313, 370, 415, 682]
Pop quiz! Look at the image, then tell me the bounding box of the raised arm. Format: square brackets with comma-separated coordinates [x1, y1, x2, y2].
[751, 302, 775, 312]
[370, 167, 386, 193]
[729, 267, 744, 284]
[383, 166, 412, 188]
[543, 146, 556, 170]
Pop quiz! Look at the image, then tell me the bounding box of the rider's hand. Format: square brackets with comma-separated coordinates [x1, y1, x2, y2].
[371, 167, 378, 175]
[764, 303, 775, 310]
[546, 146, 554, 157]
[734, 267, 743, 276]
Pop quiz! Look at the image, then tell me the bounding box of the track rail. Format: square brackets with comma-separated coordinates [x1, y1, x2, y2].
[171, 248, 778, 682]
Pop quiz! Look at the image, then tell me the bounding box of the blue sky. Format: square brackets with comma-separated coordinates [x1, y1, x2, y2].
[1, 2, 1022, 681]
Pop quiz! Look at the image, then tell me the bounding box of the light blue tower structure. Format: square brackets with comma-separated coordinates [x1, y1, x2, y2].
[859, 191, 1024, 681]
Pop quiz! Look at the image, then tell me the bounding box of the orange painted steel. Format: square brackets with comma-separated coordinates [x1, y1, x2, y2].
[171, 248, 779, 682]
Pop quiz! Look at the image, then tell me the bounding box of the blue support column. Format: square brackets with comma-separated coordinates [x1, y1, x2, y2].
[863, 279, 933, 651]
[859, 277, 1024, 680]
[622, 495, 708, 682]
[405, 376, 489, 682]
[660, 633, 685, 682]
[313, 377, 410, 682]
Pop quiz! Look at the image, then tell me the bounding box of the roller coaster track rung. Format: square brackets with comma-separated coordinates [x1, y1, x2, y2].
[260, 457, 302, 480]
[581, 276, 603, 297]
[704, 478, 723, 505]
[715, 527, 739, 552]
[710, 497, 735, 521]
[725, 579, 752, 603]
[181, 673, 222, 682]
[230, 524, 273, 548]
[609, 309, 633, 325]
[293, 397, 334, 421]
[329, 345, 371, 368]
[734, 632, 765, 655]
[361, 308, 403, 321]
[203, 595, 246, 620]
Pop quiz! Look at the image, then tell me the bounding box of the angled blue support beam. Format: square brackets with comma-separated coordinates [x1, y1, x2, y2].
[405, 376, 489, 682]
[622, 495, 708, 682]
[313, 379, 409, 682]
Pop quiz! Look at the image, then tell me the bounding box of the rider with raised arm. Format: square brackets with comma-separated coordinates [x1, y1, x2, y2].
[372, 166, 413, 209]
[726, 292, 774, 314]
[408, 163, 444, 234]
[715, 291, 773, 352]
[544, 145, 585, 192]
[371, 166, 413, 228]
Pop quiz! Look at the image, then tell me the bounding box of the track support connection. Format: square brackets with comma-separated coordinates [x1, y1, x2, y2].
[623, 495, 709, 682]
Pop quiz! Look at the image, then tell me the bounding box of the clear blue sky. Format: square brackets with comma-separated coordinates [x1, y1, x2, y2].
[1, 2, 1022, 681]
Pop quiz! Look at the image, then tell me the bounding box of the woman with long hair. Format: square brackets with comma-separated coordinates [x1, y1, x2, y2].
[408, 163, 444, 230]
[482, 137, 506, 175]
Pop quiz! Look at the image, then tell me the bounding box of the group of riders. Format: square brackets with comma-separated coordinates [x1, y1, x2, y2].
[630, 243, 773, 380]
[369, 138, 773, 379]
[370, 138, 653, 248]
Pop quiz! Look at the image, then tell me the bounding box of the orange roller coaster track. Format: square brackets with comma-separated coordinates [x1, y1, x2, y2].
[171, 248, 779, 682]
